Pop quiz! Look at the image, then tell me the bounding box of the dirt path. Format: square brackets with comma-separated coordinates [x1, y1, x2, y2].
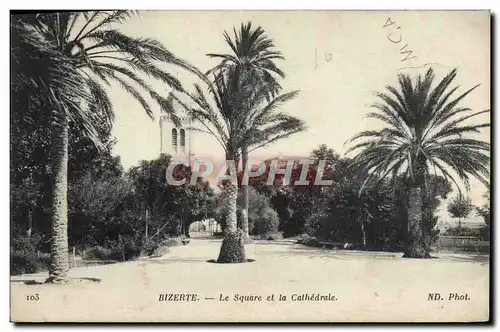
[10, 239, 489, 322]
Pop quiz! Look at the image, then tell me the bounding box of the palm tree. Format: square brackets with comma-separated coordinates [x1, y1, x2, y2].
[173, 66, 305, 262]
[11, 11, 199, 282]
[207, 21, 285, 95]
[347, 68, 490, 258]
[207, 22, 286, 238]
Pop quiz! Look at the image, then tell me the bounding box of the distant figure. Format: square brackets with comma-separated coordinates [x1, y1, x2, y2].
[344, 242, 353, 250]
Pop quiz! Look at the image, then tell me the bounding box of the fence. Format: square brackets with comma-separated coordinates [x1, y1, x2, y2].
[436, 236, 490, 254]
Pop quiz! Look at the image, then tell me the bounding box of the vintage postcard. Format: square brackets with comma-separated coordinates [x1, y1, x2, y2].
[10, 10, 491, 322]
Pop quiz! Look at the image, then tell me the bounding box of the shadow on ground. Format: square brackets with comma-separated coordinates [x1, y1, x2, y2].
[258, 244, 489, 264]
[435, 254, 490, 264]
[139, 257, 210, 264]
[10, 277, 101, 285]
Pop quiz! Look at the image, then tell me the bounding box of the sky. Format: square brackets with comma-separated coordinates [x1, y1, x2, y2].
[105, 10, 490, 206]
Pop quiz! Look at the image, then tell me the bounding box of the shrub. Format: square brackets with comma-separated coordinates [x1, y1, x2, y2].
[296, 233, 314, 244]
[266, 232, 284, 241]
[246, 188, 280, 235]
[123, 241, 142, 260]
[297, 234, 320, 247]
[11, 233, 45, 252]
[303, 237, 320, 247]
[253, 207, 280, 235]
[10, 233, 50, 275]
[83, 246, 114, 260]
[257, 231, 283, 241]
[83, 241, 141, 262]
[304, 212, 326, 238]
[141, 241, 159, 256]
[478, 226, 490, 241]
[11, 250, 50, 275]
[161, 238, 183, 247]
[141, 237, 183, 257]
[150, 246, 170, 257]
[443, 226, 478, 237]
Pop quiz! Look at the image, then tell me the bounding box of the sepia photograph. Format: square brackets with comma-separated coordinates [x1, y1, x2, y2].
[9, 9, 491, 323]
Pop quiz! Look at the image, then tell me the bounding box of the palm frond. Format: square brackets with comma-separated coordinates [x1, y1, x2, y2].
[346, 68, 490, 193]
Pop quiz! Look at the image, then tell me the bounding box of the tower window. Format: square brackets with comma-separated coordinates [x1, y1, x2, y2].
[172, 128, 178, 152]
[180, 129, 186, 153]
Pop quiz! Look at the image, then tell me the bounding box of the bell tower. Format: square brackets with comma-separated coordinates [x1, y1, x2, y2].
[159, 93, 193, 165]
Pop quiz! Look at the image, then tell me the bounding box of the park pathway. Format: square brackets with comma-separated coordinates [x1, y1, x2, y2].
[10, 239, 489, 322]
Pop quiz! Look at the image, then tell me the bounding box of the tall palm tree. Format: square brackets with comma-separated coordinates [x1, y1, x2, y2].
[173, 66, 305, 262]
[347, 68, 490, 258]
[207, 22, 286, 238]
[11, 11, 199, 282]
[207, 21, 285, 96]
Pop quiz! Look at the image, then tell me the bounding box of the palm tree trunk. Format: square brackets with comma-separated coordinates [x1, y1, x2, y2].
[26, 208, 32, 238]
[241, 147, 251, 242]
[403, 186, 427, 258]
[225, 181, 238, 234]
[46, 110, 70, 283]
[360, 216, 366, 250]
[217, 154, 246, 263]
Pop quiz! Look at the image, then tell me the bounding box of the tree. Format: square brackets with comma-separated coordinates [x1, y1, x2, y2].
[68, 169, 134, 248]
[128, 154, 214, 240]
[347, 68, 490, 258]
[476, 186, 490, 227]
[447, 194, 474, 228]
[207, 22, 287, 239]
[310, 144, 340, 165]
[11, 11, 198, 282]
[243, 188, 280, 236]
[174, 65, 304, 262]
[207, 22, 285, 96]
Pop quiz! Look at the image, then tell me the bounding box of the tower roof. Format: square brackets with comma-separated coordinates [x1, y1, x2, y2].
[160, 92, 192, 125]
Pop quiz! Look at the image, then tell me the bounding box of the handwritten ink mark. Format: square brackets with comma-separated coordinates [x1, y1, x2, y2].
[398, 63, 451, 71]
[383, 17, 396, 28]
[382, 17, 419, 62]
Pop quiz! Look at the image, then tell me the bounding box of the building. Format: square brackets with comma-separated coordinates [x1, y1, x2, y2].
[159, 93, 194, 167]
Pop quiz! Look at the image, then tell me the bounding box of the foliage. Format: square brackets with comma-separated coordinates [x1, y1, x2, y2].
[346, 68, 489, 257]
[476, 206, 491, 226]
[347, 68, 490, 192]
[476, 187, 491, 226]
[174, 65, 305, 159]
[248, 144, 452, 252]
[206, 21, 285, 97]
[11, 250, 51, 275]
[11, 11, 201, 279]
[128, 154, 216, 239]
[247, 154, 341, 237]
[10, 233, 51, 275]
[261, 232, 283, 241]
[206, 21, 291, 239]
[447, 194, 474, 222]
[175, 38, 304, 261]
[310, 144, 340, 167]
[83, 242, 141, 261]
[12, 11, 201, 147]
[395, 175, 452, 251]
[242, 188, 280, 235]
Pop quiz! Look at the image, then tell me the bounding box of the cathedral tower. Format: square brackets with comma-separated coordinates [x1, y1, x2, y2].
[159, 93, 193, 165]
